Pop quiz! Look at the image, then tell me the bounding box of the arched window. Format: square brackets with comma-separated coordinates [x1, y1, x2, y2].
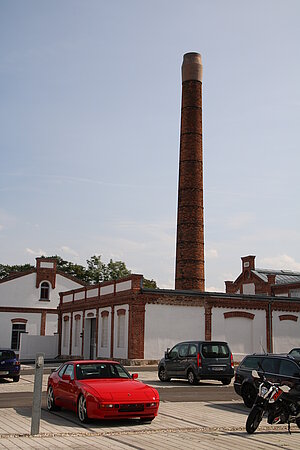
[40, 282, 50, 301]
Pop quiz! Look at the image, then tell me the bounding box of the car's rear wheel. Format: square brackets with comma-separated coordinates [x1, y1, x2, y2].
[12, 376, 20, 382]
[158, 367, 170, 382]
[77, 394, 89, 423]
[221, 378, 231, 385]
[187, 370, 198, 385]
[242, 383, 257, 408]
[47, 386, 60, 411]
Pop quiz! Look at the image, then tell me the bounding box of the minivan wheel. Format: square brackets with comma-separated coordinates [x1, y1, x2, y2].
[187, 370, 198, 385]
[242, 384, 257, 408]
[158, 367, 170, 382]
[221, 378, 231, 386]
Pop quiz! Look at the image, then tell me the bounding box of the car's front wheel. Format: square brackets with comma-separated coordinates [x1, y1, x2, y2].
[12, 376, 20, 382]
[77, 394, 89, 423]
[158, 367, 170, 382]
[187, 370, 198, 385]
[139, 416, 155, 423]
[47, 386, 60, 411]
[242, 383, 257, 408]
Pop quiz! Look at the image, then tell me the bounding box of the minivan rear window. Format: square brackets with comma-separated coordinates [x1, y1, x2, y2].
[202, 344, 229, 358]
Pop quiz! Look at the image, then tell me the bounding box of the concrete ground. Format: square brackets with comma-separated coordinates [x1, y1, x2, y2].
[1, 367, 300, 449]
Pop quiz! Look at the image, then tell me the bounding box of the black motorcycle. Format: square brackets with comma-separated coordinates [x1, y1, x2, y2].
[246, 369, 300, 434]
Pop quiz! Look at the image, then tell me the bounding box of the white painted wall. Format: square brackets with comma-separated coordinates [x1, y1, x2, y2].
[45, 314, 58, 335]
[273, 312, 300, 353]
[113, 305, 129, 359]
[98, 307, 112, 358]
[212, 308, 267, 361]
[0, 312, 40, 349]
[0, 273, 83, 309]
[144, 304, 205, 360]
[19, 334, 59, 360]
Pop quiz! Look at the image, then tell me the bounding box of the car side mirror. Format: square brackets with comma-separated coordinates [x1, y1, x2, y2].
[62, 374, 71, 382]
[132, 373, 138, 380]
[252, 370, 260, 379]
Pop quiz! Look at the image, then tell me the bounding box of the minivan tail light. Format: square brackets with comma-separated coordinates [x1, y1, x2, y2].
[230, 353, 234, 369]
[197, 353, 202, 368]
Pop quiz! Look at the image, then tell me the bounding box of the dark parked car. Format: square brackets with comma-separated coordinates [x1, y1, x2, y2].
[234, 353, 300, 407]
[0, 349, 20, 382]
[158, 340, 234, 385]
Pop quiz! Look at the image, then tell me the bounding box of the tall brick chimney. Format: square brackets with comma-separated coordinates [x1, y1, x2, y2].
[175, 52, 205, 291]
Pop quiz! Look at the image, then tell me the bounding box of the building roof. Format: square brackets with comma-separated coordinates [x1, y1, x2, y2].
[253, 268, 300, 285]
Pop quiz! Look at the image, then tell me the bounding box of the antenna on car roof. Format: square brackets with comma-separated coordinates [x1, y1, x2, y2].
[260, 337, 267, 354]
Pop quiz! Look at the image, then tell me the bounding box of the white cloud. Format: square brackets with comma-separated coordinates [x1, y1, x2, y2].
[25, 248, 47, 257]
[260, 254, 300, 272]
[205, 248, 218, 259]
[60, 246, 79, 258]
[227, 212, 255, 230]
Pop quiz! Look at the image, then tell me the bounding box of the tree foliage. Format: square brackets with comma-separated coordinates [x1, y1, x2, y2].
[0, 255, 158, 288]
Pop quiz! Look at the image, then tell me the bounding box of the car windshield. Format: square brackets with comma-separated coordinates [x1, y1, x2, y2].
[0, 351, 15, 361]
[75, 363, 131, 380]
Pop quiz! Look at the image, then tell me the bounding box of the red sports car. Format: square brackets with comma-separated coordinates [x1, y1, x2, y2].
[47, 360, 159, 423]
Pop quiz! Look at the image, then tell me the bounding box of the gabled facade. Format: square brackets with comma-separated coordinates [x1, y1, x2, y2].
[225, 255, 300, 297]
[0, 257, 85, 355]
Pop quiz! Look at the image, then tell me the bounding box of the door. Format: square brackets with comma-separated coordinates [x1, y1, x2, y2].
[90, 318, 97, 359]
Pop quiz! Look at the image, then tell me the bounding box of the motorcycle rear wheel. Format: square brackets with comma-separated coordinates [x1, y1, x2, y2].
[246, 406, 264, 434]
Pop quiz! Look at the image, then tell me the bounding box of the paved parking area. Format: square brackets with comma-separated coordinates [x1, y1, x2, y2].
[1, 368, 300, 448]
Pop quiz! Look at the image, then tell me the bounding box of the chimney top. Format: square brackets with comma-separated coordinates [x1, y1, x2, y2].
[182, 52, 203, 82]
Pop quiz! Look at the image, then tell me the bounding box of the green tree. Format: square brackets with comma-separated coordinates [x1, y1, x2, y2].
[142, 278, 157, 289]
[0, 263, 34, 279]
[0, 254, 158, 288]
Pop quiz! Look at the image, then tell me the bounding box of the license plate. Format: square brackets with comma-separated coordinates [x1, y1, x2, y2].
[0, 371, 9, 375]
[211, 367, 223, 371]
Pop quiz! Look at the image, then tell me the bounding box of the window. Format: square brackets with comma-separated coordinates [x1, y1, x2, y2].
[117, 310, 125, 349]
[58, 365, 67, 378]
[63, 317, 69, 348]
[169, 344, 180, 359]
[101, 314, 108, 348]
[64, 364, 74, 380]
[240, 356, 263, 370]
[11, 323, 26, 350]
[188, 344, 198, 357]
[74, 315, 81, 348]
[279, 360, 300, 378]
[40, 282, 50, 300]
[202, 344, 229, 358]
[261, 357, 279, 375]
[179, 344, 189, 357]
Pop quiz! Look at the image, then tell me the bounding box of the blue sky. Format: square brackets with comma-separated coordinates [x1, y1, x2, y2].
[1, 0, 300, 290]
